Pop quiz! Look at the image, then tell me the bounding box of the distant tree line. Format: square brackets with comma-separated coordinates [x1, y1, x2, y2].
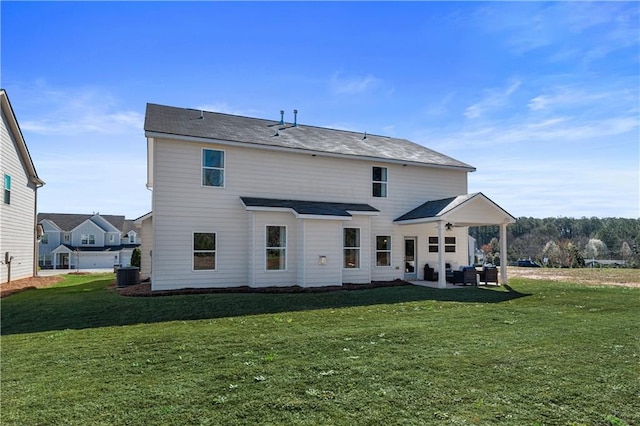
[469, 217, 640, 268]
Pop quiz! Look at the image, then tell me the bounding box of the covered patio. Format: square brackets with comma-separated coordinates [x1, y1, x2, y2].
[395, 192, 516, 289]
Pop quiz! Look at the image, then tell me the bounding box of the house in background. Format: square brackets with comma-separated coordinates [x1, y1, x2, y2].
[1, 89, 45, 283]
[140, 104, 515, 291]
[38, 213, 140, 270]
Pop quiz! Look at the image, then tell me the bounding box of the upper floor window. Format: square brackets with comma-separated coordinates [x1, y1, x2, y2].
[202, 149, 225, 187]
[41, 233, 49, 244]
[129, 234, 135, 244]
[109, 234, 115, 243]
[3, 174, 11, 204]
[193, 232, 216, 270]
[343, 228, 360, 269]
[266, 225, 286, 271]
[63, 233, 70, 243]
[81, 234, 96, 245]
[372, 167, 387, 198]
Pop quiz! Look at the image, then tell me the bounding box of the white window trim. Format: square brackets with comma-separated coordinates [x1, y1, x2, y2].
[375, 235, 392, 267]
[372, 166, 388, 198]
[265, 224, 287, 272]
[343, 227, 361, 270]
[4, 174, 11, 205]
[201, 147, 226, 189]
[428, 236, 456, 253]
[192, 231, 217, 272]
[81, 234, 96, 245]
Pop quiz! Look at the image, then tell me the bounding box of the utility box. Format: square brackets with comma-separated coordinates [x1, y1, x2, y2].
[116, 267, 140, 287]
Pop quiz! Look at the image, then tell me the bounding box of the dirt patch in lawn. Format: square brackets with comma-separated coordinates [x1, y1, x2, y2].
[507, 267, 640, 288]
[1, 275, 64, 298]
[115, 280, 411, 297]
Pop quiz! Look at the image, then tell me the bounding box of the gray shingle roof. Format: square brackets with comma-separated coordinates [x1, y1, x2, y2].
[38, 213, 128, 232]
[394, 197, 458, 222]
[144, 103, 475, 170]
[241, 197, 379, 217]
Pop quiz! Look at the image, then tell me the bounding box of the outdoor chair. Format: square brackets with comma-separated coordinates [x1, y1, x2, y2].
[451, 266, 478, 286]
[479, 266, 498, 285]
[423, 264, 438, 281]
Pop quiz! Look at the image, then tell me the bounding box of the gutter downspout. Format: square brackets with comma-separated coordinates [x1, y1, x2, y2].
[33, 182, 44, 277]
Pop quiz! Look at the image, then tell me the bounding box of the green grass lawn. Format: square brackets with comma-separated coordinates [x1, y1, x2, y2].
[1, 274, 638, 425]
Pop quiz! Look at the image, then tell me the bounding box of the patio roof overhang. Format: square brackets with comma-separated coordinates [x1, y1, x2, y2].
[394, 192, 515, 227]
[394, 193, 515, 289]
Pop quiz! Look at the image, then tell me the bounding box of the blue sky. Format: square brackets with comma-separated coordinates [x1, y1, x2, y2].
[2, 1, 638, 220]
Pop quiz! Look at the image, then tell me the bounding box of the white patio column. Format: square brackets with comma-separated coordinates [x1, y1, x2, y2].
[437, 221, 446, 289]
[500, 223, 508, 285]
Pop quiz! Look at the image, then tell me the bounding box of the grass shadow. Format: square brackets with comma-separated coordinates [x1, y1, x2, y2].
[1, 278, 530, 335]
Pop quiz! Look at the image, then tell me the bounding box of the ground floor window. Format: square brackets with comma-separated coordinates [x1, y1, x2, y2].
[193, 232, 216, 270]
[428, 236, 456, 253]
[376, 235, 391, 266]
[266, 225, 286, 271]
[343, 228, 360, 268]
[39, 254, 52, 267]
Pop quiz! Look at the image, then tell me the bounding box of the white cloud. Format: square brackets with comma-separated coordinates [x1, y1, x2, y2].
[464, 80, 521, 119]
[469, 158, 639, 218]
[528, 87, 613, 112]
[330, 73, 381, 95]
[15, 83, 143, 135]
[195, 102, 264, 118]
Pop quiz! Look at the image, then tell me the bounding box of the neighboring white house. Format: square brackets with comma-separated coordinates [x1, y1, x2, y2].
[1, 89, 45, 283]
[141, 104, 515, 291]
[38, 213, 140, 270]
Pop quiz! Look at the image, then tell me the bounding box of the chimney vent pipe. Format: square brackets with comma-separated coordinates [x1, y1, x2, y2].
[279, 110, 284, 125]
[293, 109, 298, 127]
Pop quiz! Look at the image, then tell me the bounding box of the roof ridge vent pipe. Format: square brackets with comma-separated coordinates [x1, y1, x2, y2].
[279, 110, 284, 125]
[199, 110, 204, 119]
[293, 109, 298, 127]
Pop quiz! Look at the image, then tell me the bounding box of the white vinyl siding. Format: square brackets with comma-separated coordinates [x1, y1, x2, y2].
[149, 138, 468, 290]
[1, 105, 38, 283]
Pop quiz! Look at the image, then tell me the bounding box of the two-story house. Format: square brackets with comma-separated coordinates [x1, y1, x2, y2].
[38, 213, 140, 270]
[139, 104, 514, 291]
[1, 89, 45, 283]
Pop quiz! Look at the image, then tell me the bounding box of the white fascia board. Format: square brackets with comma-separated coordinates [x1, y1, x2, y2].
[133, 212, 153, 225]
[296, 214, 352, 221]
[145, 131, 476, 173]
[70, 218, 103, 234]
[347, 210, 380, 216]
[394, 217, 442, 226]
[51, 245, 73, 254]
[243, 206, 297, 215]
[146, 137, 154, 190]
